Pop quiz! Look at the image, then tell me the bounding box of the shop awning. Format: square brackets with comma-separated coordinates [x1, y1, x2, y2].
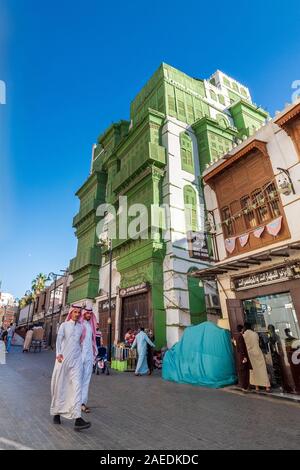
[190, 242, 300, 280]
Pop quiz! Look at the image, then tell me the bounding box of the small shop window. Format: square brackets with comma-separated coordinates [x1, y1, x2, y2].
[241, 195, 257, 228]
[223, 181, 283, 240]
[221, 206, 234, 237]
[264, 182, 281, 218]
[252, 188, 270, 223]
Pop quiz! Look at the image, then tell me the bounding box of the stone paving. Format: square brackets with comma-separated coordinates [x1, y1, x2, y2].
[0, 347, 300, 450]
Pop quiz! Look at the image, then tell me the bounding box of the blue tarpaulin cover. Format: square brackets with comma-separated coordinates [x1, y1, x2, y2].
[162, 321, 237, 388]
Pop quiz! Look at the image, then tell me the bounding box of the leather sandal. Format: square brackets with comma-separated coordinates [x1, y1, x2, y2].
[81, 404, 91, 413]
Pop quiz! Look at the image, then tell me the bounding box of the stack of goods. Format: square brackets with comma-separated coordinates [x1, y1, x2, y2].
[111, 344, 137, 372]
[126, 347, 137, 371]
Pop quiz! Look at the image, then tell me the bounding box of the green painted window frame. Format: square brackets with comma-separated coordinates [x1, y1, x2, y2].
[223, 77, 231, 87]
[232, 82, 239, 92]
[210, 90, 217, 101]
[180, 132, 194, 174]
[218, 94, 225, 105]
[183, 185, 198, 232]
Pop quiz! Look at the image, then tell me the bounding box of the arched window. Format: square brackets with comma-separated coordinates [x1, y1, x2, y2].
[184, 185, 198, 232]
[232, 82, 239, 92]
[180, 132, 194, 173]
[216, 113, 229, 128]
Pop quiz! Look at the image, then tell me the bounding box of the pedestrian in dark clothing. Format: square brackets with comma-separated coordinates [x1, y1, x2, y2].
[235, 324, 252, 391]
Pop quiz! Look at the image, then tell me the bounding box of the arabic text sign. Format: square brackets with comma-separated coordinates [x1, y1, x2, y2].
[234, 266, 293, 290]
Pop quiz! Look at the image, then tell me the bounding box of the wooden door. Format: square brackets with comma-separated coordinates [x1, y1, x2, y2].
[226, 299, 245, 336]
[226, 299, 245, 387]
[121, 292, 149, 340]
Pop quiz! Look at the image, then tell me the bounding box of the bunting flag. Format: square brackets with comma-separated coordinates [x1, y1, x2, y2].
[266, 216, 283, 236]
[225, 237, 236, 254]
[253, 226, 265, 238]
[239, 233, 250, 247]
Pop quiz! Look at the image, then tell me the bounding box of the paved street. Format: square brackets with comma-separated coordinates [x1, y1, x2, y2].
[0, 346, 300, 450]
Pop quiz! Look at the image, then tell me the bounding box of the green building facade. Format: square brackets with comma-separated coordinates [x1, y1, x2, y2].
[68, 63, 268, 348]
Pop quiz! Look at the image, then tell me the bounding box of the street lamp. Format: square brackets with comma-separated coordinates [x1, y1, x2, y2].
[98, 236, 113, 362]
[25, 290, 32, 329]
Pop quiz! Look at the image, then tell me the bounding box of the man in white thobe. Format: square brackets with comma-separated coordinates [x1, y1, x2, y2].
[50, 306, 91, 431]
[131, 327, 155, 376]
[81, 307, 97, 413]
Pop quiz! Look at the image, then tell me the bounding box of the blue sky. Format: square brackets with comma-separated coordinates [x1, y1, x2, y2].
[0, 0, 300, 298]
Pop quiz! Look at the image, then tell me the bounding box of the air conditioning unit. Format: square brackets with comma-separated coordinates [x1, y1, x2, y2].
[205, 293, 221, 309]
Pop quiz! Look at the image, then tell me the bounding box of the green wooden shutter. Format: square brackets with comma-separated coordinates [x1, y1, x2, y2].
[184, 185, 198, 232]
[180, 132, 194, 174]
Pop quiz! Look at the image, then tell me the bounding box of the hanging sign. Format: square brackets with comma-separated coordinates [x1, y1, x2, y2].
[119, 283, 149, 297]
[233, 264, 300, 290]
[99, 298, 116, 312]
[187, 231, 210, 260]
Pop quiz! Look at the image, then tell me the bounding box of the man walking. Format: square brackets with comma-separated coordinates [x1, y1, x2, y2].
[81, 306, 97, 414]
[6, 323, 16, 352]
[131, 327, 155, 376]
[50, 305, 91, 431]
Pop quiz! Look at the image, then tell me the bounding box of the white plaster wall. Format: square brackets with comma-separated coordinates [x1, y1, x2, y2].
[211, 70, 252, 102]
[161, 116, 212, 347]
[97, 258, 121, 343]
[98, 259, 121, 297]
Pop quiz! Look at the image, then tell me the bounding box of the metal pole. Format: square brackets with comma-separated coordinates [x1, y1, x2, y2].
[49, 275, 57, 349]
[107, 239, 113, 362]
[59, 270, 68, 325]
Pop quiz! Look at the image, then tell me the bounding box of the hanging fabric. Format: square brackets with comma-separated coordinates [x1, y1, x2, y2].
[239, 233, 250, 247]
[225, 237, 236, 254]
[253, 226, 265, 238]
[266, 216, 283, 237]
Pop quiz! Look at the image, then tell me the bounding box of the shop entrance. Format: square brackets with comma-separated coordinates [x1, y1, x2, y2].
[120, 292, 150, 341]
[243, 292, 300, 393]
